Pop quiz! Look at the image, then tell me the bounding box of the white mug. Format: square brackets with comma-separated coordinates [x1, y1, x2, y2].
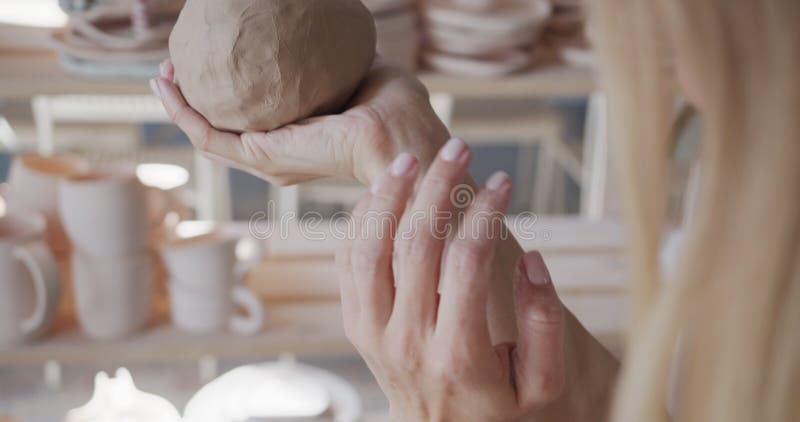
[168, 279, 264, 335]
[160, 232, 238, 287]
[0, 212, 62, 349]
[59, 167, 149, 258]
[7, 154, 90, 256]
[72, 251, 152, 339]
[160, 231, 264, 334]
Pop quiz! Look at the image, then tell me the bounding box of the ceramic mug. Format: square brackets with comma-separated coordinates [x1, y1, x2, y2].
[7, 154, 90, 256]
[168, 279, 264, 335]
[160, 232, 238, 288]
[0, 212, 62, 349]
[161, 231, 264, 334]
[71, 251, 152, 339]
[59, 166, 149, 258]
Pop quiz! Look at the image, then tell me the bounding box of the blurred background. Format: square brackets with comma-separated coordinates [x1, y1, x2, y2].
[0, 0, 699, 421]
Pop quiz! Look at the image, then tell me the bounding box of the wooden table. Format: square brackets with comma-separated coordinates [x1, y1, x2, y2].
[0, 52, 595, 100]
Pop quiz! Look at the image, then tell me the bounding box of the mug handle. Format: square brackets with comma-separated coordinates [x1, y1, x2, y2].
[228, 286, 265, 335]
[16, 243, 62, 338]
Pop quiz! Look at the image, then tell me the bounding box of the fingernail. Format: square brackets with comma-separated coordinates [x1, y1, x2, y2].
[149, 78, 161, 98]
[486, 171, 510, 192]
[159, 60, 168, 77]
[440, 138, 468, 162]
[524, 251, 551, 286]
[390, 153, 416, 177]
[370, 174, 385, 194]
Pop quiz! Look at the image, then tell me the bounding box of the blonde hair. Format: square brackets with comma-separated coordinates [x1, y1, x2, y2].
[589, 1, 800, 421]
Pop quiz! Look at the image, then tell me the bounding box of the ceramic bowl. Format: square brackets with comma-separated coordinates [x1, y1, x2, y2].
[424, 49, 532, 78]
[424, 0, 552, 36]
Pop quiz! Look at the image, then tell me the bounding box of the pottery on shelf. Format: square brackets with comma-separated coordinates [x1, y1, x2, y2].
[0, 211, 62, 349]
[424, 49, 532, 77]
[71, 250, 152, 340]
[168, 279, 264, 335]
[424, 0, 552, 36]
[65, 368, 181, 422]
[7, 153, 90, 257]
[160, 230, 264, 335]
[59, 166, 149, 258]
[184, 358, 362, 422]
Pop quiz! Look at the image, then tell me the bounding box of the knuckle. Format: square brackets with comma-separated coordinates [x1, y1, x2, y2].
[423, 176, 458, 203]
[520, 300, 564, 328]
[522, 371, 566, 408]
[449, 241, 490, 272]
[403, 229, 439, 259]
[430, 356, 462, 386]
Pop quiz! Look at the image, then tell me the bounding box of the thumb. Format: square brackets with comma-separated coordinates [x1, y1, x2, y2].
[241, 114, 358, 184]
[512, 251, 567, 409]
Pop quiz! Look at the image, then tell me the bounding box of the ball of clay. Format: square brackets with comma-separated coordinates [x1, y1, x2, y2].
[169, 0, 376, 132]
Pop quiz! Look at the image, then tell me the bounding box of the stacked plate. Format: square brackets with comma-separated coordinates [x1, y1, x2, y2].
[536, 0, 594, 67]
[363, 0, 420, 71]
[50, 0, 183, 78]
[420, 0, 552, 77]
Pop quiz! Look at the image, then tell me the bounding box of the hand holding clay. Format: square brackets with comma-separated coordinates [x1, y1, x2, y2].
[152, 59, 449, 186]
[169, 0, 376, 133]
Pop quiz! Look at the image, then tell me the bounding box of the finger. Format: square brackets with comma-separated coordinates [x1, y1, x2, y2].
[336, 236, 358, 338]
[352, 153, 418, 329]
[513, 251, 566, 408]
[159, 58, 175, 81]
[436, 171, 512, 350]
[152, 77, 250, 167]
[392, 138, 471, 329]
[338, 195, 372, 333]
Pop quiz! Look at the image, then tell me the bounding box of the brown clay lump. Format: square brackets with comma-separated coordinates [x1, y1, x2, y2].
[169, 0, 377, 132]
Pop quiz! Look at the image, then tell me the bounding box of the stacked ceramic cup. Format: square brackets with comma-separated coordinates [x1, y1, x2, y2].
[59, 166, 152, 339]
[364, 0, 421, 71]
[421, 0, 552, 77]
[160, 230, 264, 335]
[7, 154, 91, 260]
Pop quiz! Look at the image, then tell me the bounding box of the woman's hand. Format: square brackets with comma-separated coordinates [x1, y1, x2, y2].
[150, 59, 448, 186]
[337, 139, 596, 421]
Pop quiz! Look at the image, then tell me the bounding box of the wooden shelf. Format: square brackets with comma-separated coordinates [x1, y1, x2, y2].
[0, 293, 625, 366]
[419, 66, 595, 99]
[0, 258, 628, 366]
[0, 300, 354, 366]
[0, 52, 595, 101]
